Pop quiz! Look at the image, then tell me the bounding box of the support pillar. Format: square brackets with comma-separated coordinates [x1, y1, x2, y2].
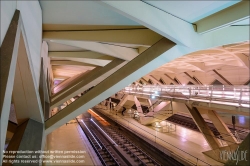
[44, 102, 50, 121]
[207, 110, 238, 145]
[186, 105, 221, 150]
[3, 119, 44, 166]
[134, 96, 143, 114]
[0, 10, 21, 162]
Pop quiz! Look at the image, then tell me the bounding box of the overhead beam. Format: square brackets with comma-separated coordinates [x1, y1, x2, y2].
[212, 69, 232, 85]
[141, 77, 150, 85]
[100, 1, 199, 48]
[201, 26, 249, 49]
[43, 29, 162, 46]
[50, 59, 126, 109]
[46, 38, 197, 134]
[51, 60, 97, 68]
[195, 1, 250, 34]
[43, 24, 145, 31]
[48, 51, 114, 60]
[164, 74, 179, 85]
[51, 68, 100, 100]
[53, 70, 93, 94]
[149, 75, 163, 85]
[50, 40, 138, 61]
[184, 72, 200, 85]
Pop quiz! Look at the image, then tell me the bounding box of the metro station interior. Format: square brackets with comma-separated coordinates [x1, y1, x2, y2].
[1, 1, 249, 166]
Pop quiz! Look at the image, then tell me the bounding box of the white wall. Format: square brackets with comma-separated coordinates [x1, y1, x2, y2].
[0, 1, 16, 46]
[1, 0, 42, 88]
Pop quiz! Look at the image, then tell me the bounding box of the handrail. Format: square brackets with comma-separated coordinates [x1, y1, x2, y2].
[94, 106, 211, 166]
[122, 85, 250, 111]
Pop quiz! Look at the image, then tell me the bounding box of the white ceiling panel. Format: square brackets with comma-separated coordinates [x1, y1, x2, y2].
[40, 1, 140, 25]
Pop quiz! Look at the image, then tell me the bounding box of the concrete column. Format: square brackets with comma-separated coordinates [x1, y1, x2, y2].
[0, 10, 21, 162]
[44, 102, 50, 121]
[186, 105, 221, 150]
[134, 96, 143, 114]
[39, 58, 45, 114]
[207, 110, 238, 145]
[3, 119, 44, 166]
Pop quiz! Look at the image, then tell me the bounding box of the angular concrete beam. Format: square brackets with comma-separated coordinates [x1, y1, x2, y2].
[52, 68, 99, 100]
[100, 1, 199, 47]
[178, 73, 197, 85]
[186, 105, 221, 150]
[206, 70, 229, 85]
[0, 10, 21, 162]
[140, 77, 150, 85]
[50, 59, 126, 109]
[51, 60, 97, 68]
[45, 38, 189, 134]
[207, 110, 238, 145]
[49, 51, 114, 60]
[201, 26, 250, 49]
[53, 70, 92, 94]
[164, 74, 179, 85]
[148, 75, 163, 85]
[43, 29, 162, 46]
[51, 40, 138, 61]
[12, 34, 44, 124]
[212, 70, 232, 85]
[195, 1, 250, 34]
[184, 72, 200, 85]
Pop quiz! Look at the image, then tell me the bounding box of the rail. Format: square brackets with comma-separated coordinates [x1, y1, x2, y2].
[94, 106, 212, 166]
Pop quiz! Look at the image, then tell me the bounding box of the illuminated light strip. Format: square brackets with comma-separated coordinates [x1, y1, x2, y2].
[80, 120, 102, 149]
[89, 109, 106, 122]
[90, 119, 118, 146]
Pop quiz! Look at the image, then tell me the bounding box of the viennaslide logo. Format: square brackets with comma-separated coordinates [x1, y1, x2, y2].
[220, 146, 248, 165]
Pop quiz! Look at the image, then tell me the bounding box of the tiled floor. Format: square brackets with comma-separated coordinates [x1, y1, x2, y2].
[94, 105, 223, 166]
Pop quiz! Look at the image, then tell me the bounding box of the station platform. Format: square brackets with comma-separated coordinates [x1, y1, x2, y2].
[44, 120, 101, 166]
[93, 105, 223, 166]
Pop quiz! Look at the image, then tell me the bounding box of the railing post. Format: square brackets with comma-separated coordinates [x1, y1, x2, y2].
[239, 88, 242, 106]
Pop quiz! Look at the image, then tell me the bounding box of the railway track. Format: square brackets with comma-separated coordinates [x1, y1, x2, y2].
[77, 109, 185, 166]
[77, 118, 123, 166]
[77, 116, 163, 166]
[167, 114, 249, 141]
[91, 108, 185, 166]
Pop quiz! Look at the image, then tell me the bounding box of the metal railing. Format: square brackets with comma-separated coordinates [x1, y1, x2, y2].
[123, 85, 250, 108]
